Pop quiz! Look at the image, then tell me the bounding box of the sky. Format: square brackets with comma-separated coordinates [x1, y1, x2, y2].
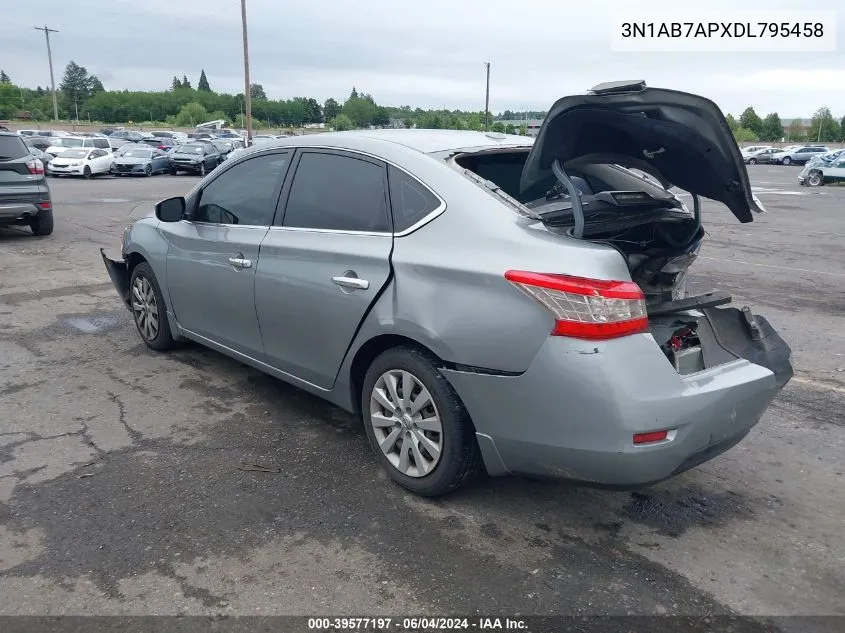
[3, 0, 844, 118]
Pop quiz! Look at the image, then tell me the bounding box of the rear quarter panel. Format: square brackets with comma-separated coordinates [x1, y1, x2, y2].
[337, 144, 634, 381]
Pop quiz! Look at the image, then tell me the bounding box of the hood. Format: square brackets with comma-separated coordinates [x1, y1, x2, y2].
[520, 81, 764, 223]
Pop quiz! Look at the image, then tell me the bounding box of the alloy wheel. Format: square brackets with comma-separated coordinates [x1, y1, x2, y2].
[131, 275, 159, 341]
[369, 369, 443, 478]
[808, 172, 822, 186]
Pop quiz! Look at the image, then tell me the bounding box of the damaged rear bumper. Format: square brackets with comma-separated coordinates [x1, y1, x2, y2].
[100, 248, 131, 310]
[441, 305, 792, 486]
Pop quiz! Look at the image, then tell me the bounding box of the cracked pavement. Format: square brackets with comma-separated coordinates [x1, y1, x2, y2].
[0, 168, 842, 625]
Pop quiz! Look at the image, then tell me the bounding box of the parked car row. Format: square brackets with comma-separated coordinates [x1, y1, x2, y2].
[797, 148, 845, 186]
[742, 144, 831, 165]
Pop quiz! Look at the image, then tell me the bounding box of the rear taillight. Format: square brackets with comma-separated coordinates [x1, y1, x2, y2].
[504, 270, 648, 340]
[27, 159, 45, 175]
[37, 201, 52, 210]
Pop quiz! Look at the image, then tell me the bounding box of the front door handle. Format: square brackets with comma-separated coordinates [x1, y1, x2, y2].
[228, 257, 252, 269]
[332, 276, 369, 290]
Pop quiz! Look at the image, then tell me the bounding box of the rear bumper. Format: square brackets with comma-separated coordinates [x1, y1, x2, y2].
[443, 314, 791, 486]
[100, 249, 131, 310]
[0, 196, 52, 224]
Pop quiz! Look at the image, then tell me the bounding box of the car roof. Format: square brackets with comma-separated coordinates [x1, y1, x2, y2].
[252, 129, 533, 156]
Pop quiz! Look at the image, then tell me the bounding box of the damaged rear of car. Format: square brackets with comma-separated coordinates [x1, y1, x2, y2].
[443, 80, 792, 486]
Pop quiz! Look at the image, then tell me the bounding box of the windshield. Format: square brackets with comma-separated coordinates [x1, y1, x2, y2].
[124, 149, 152, 158]
[54, 138, 84, 147]
[177, 145, 204, 154]
[60, 149, 89, 158]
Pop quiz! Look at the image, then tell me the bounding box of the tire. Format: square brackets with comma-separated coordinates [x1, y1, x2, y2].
[170, 167, 178, 176]
[782, 156, 791, 166]
[198, 163, 206, 177]
[144, 164, 152, 177]
[129, 262, 175, 351]
[748, 158, 757, 165]
[361, 346, 482, 497]
[82, 166, 91, 179]
[808, 171, 823, 187]
[29, 211, 54, 236]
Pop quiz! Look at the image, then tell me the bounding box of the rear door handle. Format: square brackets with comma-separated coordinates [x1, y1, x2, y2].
[332, 276, 369, 290]
[228, 257, 252, 269]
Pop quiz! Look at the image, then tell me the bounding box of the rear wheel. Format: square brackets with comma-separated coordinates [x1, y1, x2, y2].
[748, 158, 757, 165]
[29, 211, 54, 236]
[808, 171, 823, 187]
[782, 156, 791, 166]
[361, 346, 482, 497]
[129, 262, 174, 351]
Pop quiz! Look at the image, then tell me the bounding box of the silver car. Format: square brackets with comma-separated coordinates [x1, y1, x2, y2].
[101, 81, 793, 497]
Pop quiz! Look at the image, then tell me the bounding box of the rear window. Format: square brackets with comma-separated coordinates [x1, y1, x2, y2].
[0, 135, 28, 160]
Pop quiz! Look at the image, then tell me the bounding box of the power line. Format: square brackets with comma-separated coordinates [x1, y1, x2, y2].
[34, 25, 60, 121]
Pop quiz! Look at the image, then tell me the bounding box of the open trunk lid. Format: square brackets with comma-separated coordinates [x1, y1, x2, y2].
[520, 80, 764, 223]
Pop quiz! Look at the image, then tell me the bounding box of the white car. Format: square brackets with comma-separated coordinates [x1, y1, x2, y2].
[47, 148, 114, 178]
[740, 145, 773, 156]
[45, 135, 111, 157]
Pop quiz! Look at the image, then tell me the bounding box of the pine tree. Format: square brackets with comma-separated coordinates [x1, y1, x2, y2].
[181, 74, 192, 90]
[197, 69, 211, 92]
[0, 70, 10, 83]
[171, 76, 182, 90]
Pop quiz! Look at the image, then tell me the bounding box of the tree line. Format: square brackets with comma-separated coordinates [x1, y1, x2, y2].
[0, 64, 533, 132]
[727, 106, 845, 143]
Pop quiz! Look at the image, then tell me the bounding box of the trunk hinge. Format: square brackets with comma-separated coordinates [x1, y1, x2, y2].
[551, 159, 585, 238]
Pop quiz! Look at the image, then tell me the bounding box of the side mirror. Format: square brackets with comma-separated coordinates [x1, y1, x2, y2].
[155, 197, 186, 222]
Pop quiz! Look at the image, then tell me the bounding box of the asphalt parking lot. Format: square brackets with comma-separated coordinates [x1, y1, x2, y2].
[0, 166, 843, 623]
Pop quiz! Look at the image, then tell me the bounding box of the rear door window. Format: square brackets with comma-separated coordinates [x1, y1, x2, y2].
[281, 151, 389, 232]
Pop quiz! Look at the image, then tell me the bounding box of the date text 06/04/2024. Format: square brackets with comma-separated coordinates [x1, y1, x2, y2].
[307, 617, 528, 631]
[620, 22, 824, 38]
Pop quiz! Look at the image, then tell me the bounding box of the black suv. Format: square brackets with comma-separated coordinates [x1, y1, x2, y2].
[0, 132, 53, 236]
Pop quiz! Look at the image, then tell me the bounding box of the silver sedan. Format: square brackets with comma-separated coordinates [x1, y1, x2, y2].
[102, 82, 792, 497]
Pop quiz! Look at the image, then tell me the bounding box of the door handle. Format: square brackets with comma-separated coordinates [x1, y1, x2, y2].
[332, 276, 369, 290]
[228, 257, 252, 269]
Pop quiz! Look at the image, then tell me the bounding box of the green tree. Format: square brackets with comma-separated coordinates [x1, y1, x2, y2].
[59, 61, 93, 111]
[403, 118, 412, 129]
[785, 119, 805, 142]
[840, 116, 845, 141]
[89, 76, 105, 93]
[350, 86, 359, 100]
[491, 121, 505, 133]
[808, 106, 840, 142]
[250, 83, 267, 100]
[733, 127, 759, 143]
[181, 74, 192, 90]
[518, 124, 527, 136]
[759, 113, 784, 141]
[0, 70, 9, 83]
[504, 123, 515, 134]
[174, 101, 208, 127]
[171, 76, 182, 91]
[739, 107, 763, 136]
[725, 113, 739, 132]
[329, 114, 353, 131]
[323, 97, 341, 122]
[343, 93, 376, 127]
[197, 69, 211, 92]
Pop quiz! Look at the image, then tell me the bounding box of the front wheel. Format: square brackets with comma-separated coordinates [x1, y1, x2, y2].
[82, 166, 91, 179]
[144, 164, 152, 177]
[170, 167, 178, 175]
[782, 156, 792, 166]
[808, 171, 823, 187]
[748, 158, 757, 165]
[129, 262, 175, 351]
[361, 346, 482, 497]
[198, 163, 206, 176]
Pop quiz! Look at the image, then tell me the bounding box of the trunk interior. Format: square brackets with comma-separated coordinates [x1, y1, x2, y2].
[453, 148, 792, 384]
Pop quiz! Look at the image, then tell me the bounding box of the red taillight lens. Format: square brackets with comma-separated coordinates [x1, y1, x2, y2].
[27, 159, 45, 175]
[37, 201, 52, 210]
[504, 270, 648, 340]
[633, 430, 669, 444]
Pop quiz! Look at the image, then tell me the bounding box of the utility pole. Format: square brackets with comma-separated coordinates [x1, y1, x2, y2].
[240, 0, 253, 144]
[484, 62, 490, 131]
[34, 25, 60, 122]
